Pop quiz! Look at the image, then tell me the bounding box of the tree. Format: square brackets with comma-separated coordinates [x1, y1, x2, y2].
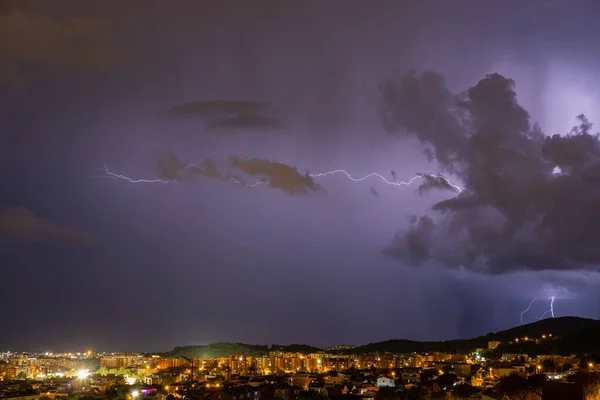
[16, 371, 26, 379]
[542, 358, 555, 372]
[497, 373, 528, 397]
[453, 384, 479, 400]
[435, 373, 457, 391]
[404, 386, 426, 400]
[420, 369, 438, 384]
[375, 387, 397, 400]
[162, 375, 175, 386]
[441, 365, 454, 375]
[105, 387, 118, 399]
[97, 367, 109, 376]
[563, 362, 574, 372]
[298, 390, 327, 400]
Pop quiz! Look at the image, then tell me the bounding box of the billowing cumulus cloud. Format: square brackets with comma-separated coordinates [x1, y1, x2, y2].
[379, 71, 600, 274]
[228, 157, 321, 195]
[0, 206, 92, 244]
[0, 7, 121, 89]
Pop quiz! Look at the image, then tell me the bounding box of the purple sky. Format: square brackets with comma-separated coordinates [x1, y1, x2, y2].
[1, 0, 600, 352]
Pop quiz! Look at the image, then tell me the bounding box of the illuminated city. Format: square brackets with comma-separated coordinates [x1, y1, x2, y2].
[2, 319, 600, 400]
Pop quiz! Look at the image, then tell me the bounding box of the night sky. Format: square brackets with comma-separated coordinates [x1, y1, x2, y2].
[2, 0, 600, 353]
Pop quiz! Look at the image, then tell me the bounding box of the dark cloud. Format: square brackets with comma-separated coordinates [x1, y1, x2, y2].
[416, 173, 461, 195]
[156, 151, 191, 181]
[379, 71, 600, 274]
[205, 114, 286, 132]
[0, 7, 121, 89]
[228, 157, 321, 196]
[383, 215, 435, 265]
[156, 151, 225, 182]
[155, 152, 318, 196]
[167, 101, 274, 118]
[0, 206, 92, 244]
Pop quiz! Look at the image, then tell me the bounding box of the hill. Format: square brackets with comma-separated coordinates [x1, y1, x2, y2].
[497, 317, 600, 355]
[168, 343, 322, 359]
[167, 317, 600, 358]
[348, 317, 600, 355]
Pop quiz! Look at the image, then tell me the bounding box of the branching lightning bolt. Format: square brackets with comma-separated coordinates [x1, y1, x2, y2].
[520, 297, 556, 324]
[99, 164, 463, 192]
[520, 298, 536, 325]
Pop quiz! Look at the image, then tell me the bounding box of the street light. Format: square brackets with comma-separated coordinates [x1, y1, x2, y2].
[77, 370, 89, 389]
[77, 370, 90, 379]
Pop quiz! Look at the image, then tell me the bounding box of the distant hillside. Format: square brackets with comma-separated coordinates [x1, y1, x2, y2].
[486, 316, 599, 343]
[498, 317, 600, 355]
[348, 317, 600, 355]
[270, 344, 322, 354]
[167, 317, 600, 358]
[168, 343, 322, 358]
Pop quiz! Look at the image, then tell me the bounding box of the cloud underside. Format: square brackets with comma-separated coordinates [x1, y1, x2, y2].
[155, 151, 321, 195]
[167, 101, 274, 118]
[205, 114, 285, 131]
[378, 70, 600, 274]
[167, 101, 286, 133]
[0, 8, 120, 89]
[0, 207, 92, 244]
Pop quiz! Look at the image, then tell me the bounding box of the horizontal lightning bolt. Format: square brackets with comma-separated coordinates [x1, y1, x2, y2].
[99, 163, 463, 192]
[101, 165, 170, 184]
[310, 170, 462, 192]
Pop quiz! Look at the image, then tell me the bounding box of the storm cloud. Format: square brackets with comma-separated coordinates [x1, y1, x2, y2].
[205, 114, 286, 132]
[167, 101, 274, 118]
[379, 71, 600, 274]
[156, 151, 225, 182]
[416, 173, 462, 195]
[0, 7, 120, 89]
[228, 157, 322, 196]
[155, 152, 321, 195]
[0, 206, 92, 244]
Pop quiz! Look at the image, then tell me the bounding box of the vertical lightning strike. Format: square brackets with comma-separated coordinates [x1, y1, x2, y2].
[520, 298, 536, 325]
[99, 164, 463, 192]
[521, 297, 556, 324]
[538, 297, 556, 320]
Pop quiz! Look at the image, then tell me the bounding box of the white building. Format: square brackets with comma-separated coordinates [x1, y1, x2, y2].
[376, 376, 395, 387]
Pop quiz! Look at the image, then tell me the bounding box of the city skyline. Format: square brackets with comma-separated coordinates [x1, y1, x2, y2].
[2, 316, 600, 399]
